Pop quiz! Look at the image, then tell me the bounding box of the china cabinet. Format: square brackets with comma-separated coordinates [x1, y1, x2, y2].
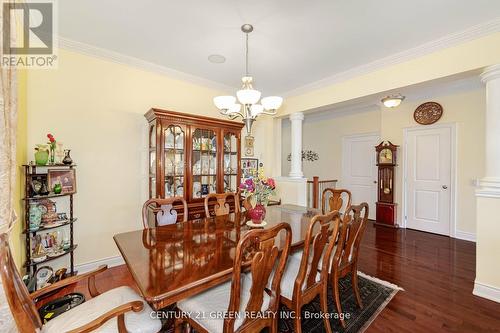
[145, 108, 244, 219]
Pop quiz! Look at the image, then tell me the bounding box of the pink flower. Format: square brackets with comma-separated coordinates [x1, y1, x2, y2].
[267, 178, 276, 189]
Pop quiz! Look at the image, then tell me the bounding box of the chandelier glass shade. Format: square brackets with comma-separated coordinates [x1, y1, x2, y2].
[214, 24, 283, 134]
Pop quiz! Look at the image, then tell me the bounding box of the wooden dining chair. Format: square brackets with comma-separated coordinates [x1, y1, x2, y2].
[142, 196, 188, 228]
[0, 233, 161, 333]
[321, 188, 352, 215]
[204, 192, 240, 218]
[279, 210, 342, 333]
[175, 222, 292, 333]
[329, 203, 369, 327]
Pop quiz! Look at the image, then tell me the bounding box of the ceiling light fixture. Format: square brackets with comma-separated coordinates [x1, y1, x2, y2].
[214, 24, 283, 134]
[381, 95, 405, 108]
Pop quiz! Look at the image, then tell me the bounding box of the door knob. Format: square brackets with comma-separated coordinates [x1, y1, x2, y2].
[442, 185, 448, 189]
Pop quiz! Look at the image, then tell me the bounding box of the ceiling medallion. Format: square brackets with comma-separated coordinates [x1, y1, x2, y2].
[414, 102, 443, 125]
[213, 24, 283, 134]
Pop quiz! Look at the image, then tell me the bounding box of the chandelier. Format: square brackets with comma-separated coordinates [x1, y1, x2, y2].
[213, 24, 283, 134]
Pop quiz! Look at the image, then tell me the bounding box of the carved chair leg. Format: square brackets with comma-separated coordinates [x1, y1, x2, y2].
[293, 303, 302, 333]
[320, 286, 332, 333]
[352, 268, 363, 309]
[331, 273, 345, 328]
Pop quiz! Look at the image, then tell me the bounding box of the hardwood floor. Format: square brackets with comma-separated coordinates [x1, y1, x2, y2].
[36, 223, 500, 332]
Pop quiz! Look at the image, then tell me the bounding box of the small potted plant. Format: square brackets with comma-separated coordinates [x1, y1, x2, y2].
[239, 170, 276, 225]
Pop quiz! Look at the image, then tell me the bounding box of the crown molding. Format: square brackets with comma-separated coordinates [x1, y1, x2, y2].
[58, 37, 235, 93]
[283, 17, 500, 97]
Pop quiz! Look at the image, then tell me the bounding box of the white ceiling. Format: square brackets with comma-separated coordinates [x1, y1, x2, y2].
[59, 1, 500, 94]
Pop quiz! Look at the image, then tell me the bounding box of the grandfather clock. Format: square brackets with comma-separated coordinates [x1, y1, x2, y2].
[375, 141, 399, 227]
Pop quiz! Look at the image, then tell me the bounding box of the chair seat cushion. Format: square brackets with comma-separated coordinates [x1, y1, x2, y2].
[291, 245, 338, 272]
[41, 286, 161, 333]
[279, 256, 320, 300]
[177, 275, 270, 333]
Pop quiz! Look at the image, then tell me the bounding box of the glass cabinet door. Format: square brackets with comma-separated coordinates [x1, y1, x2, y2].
[164, 125, 185, 198]
[223, 132, 239, 192]
[149, 123, 157, 198]
[191, 128, 217, 199]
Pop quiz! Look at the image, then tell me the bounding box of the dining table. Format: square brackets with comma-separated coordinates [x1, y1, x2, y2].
[113, 204, 320, 310]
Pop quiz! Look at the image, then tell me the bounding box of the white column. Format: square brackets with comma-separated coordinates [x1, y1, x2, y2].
[289, 112, 304, 178]
[478, 65, 500, 193]
[474, 64, 500, 303]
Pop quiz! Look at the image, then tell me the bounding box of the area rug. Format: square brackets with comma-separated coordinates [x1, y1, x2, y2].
[162, 272, 402, 333]
[276, 272, 402, 333]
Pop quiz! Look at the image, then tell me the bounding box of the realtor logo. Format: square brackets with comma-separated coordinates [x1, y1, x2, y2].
[1, 0, 57, 68]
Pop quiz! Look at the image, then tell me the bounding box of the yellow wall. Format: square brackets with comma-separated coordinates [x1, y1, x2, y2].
[475, 196, 500, 295]
[281, 108, 381, 179]
[12, 69, 28, 270]
[26, 49, 230, 265]
[281, 88, 484, 235]
[381, 89, 485, 234]
[281, 32, 500, 116]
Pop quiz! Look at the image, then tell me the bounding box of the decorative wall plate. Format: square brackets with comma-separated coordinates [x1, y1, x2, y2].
[414, 102, 443, 125]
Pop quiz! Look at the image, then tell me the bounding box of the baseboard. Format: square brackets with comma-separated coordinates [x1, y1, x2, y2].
[454, 230, 476, 242]
[75, 255, 125, 273]
[473, 281, 500, 303]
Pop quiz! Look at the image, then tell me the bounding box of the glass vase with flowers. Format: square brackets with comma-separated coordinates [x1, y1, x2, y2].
[239, 170, 276, 224]
[47, 133, 56, 164]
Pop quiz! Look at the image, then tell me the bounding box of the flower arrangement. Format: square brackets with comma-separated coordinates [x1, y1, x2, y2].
[239, 169, 276, 208]
[47, 133, 56, 164]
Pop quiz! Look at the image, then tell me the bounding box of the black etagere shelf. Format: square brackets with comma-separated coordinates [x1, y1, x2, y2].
[23, 163, 77, 278]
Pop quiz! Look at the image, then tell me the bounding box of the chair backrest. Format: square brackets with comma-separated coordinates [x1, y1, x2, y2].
[321, 188, 352, 215]
[204, 192, 240, 218]
[224, 223, 292, 332]
[295, 210, 342, 294]
[336, 203, 369, 268]
[0, 233, 43, 332]
[141, 197, 188, 229]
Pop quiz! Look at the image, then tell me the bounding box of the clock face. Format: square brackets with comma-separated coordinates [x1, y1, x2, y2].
[379, 148, 393, 164]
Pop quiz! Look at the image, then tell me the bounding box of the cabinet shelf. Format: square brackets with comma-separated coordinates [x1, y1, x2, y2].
[24, 218, 77, 234]
[24, 192, 73, 200]
[25, 245, 78, 267]
[22, 164, 77, 168]
[23, 164, 77, 279]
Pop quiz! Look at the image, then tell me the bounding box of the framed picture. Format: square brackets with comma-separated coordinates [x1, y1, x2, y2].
[47, 169, 77, 194]
[241, 158, 258, 178]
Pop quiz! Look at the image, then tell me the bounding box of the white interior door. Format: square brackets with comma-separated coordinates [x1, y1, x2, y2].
[342, 134, 379, 219]
[405, 126, 452, 236]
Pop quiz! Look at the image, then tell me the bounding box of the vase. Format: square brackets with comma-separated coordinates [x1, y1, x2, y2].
[49, 146, 55, 164]
[248, 204, 266, 224]
[53, 183, 62, 194]
[62, 149, 73, 165]
[55, 142, 64, 164]
[34, 144, 49, 166]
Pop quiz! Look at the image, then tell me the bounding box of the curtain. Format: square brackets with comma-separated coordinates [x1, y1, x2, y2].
[0, 4, 19, 333]
[0, 66, 18, 235]
[0, 6, 18, 235]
